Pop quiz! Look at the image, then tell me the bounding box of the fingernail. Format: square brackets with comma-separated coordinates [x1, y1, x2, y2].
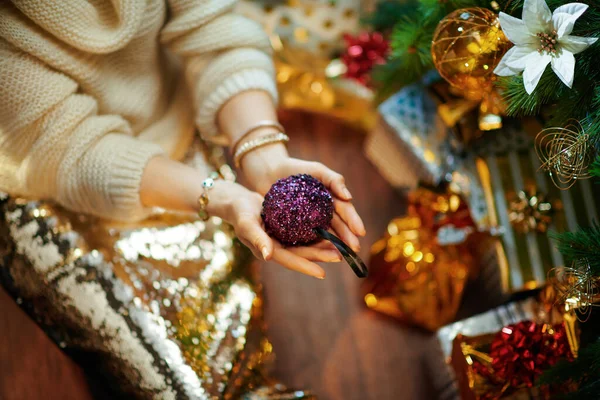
[261, 247, 269, 260]
[342, 187, 352, 200]
[315, 275, 325, 280]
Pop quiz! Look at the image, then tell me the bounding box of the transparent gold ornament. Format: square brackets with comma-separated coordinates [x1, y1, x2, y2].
[431, 8, 510, 131]
[431, 7, 510, 99]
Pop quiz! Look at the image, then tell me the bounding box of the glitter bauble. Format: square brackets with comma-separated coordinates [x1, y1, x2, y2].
[261, 174, 334, 246]
[431, 8, 510, 100]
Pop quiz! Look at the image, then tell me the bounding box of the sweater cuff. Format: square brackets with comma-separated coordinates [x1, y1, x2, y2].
[78, 134, 165, 221]
[195, 68, 279, 138]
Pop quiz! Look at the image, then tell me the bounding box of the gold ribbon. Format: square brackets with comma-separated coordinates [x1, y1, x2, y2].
[428, 80, 505, 145]
[272, 36, 377, 131]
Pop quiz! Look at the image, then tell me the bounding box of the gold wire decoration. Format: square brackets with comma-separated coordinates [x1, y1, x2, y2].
[535, 121, 593, 190]
[548, 262, 600, 322]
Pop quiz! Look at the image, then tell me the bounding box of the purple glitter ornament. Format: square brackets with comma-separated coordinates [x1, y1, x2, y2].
[261, 174, 334, 246]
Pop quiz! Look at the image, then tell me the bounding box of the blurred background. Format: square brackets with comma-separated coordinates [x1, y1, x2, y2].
[3, 0, 600, 399]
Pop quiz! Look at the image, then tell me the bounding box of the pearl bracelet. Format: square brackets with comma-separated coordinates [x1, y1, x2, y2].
[233, 132, 290, 168]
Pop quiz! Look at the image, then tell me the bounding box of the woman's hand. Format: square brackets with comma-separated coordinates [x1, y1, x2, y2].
[207, 180, 341, 279]
[241, 148, 366, 252]
[140, 156, 339, 279]
[216, 89, 366, 254]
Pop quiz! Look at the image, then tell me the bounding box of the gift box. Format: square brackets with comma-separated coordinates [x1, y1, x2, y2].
[438, 295, 578, 400]
[468, 126, 600, 293]
[364, 74, 462, 189]
[366, 79, 600, 293]
[236, 0, 377, 130]
[450, 333, 544, 400]
[437, 297, 539, 359]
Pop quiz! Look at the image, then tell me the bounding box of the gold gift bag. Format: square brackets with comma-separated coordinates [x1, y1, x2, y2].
[0, 143, 314, 400]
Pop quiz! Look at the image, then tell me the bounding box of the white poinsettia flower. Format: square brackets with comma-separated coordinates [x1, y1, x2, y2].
[494, 0, 598, 94]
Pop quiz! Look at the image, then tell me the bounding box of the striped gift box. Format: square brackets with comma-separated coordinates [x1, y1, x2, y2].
[470, 126, 600, 293]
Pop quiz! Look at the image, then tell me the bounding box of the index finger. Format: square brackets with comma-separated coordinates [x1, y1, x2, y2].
[334, 199, 366, 237]
[304, 162, 352, 201]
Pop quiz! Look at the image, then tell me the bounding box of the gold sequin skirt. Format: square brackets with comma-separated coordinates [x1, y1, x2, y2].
[0, 143, 314, 400]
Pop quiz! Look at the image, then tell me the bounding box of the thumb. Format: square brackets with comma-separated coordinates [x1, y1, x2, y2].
[237, 218, 274, 261]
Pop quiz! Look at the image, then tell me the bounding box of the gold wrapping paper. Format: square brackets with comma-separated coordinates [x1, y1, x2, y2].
[236, 0, 377, 130]
[362, 211, 482, 331]
[274, 45, 377, 130]
[0, 143, 314, 400]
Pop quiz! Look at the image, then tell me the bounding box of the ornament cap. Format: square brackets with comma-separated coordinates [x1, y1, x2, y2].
[314, 227, 368, 278]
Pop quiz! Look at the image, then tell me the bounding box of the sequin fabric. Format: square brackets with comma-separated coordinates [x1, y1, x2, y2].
[261, 174, 333, 246]
[0, 143, 315, 400]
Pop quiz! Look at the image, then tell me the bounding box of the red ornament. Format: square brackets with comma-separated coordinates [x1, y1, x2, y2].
[341, 32, 389, 86]
[476, 321, 573, 389]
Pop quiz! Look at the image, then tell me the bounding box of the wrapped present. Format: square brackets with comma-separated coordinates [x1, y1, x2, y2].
[364, 75, 461, 190]
[469, 125, 600, 293]
[367, 92, 600, 293]
[362, 185, 490, 331]
[450, 321, 575, 400]
[437, 297, 540, 359]
[438, 295, 578, 400]
[236, 0, 377, 130]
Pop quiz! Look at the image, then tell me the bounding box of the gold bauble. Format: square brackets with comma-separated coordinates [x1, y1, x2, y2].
[431, 8, 510, 100]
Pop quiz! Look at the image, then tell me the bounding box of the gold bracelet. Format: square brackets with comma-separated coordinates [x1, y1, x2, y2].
[231, 120, 285, 156]
[233, 132, 290, 168]
[197, 171, 220, 221]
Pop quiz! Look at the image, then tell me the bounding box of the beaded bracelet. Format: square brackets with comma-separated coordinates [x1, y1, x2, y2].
[197, 171, 220, 221]
[233, 132, 290, 169]
[231, 120, 285, 156]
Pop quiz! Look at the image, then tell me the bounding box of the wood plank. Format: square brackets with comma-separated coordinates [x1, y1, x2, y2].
[0, 287, 94, 400]
[261, 111, 456, 400]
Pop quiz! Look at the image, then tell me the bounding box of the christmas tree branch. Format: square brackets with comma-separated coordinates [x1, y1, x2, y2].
[540, 340, 600, 400]
[550, 223, 600, 276]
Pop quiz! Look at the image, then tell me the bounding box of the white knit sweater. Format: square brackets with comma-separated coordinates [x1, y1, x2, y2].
[0, 0, 278, 221]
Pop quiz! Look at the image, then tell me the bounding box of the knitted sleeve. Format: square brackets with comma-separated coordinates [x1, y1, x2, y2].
[0, 40, 164, 221]
[161, 0, 278, 139]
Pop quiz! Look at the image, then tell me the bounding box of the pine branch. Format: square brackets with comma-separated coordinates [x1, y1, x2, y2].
[371, 57, 430, 103]
[362, 0, 420, 32]
[418, 0, 492, 21]
[549, 223, 600, 276]
[540, 340, 600, 400]
[499, 71, 562, 117]
[372, 12, 435, 101]
[590, 157, 600, 179]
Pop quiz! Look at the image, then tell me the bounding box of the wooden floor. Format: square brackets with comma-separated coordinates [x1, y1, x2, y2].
[262, 111, 455, 400]
[0, 111, 458, 400]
